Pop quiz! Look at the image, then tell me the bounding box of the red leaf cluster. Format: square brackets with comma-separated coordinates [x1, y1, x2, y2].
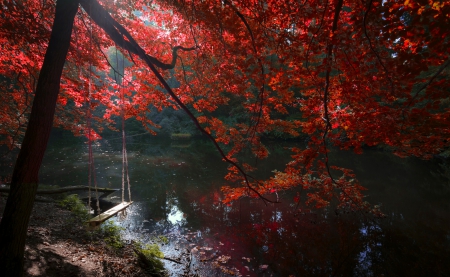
[2, 0, 449, 211]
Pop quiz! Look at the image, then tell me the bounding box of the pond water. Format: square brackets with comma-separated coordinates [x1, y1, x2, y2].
[2, 130, 450, 276]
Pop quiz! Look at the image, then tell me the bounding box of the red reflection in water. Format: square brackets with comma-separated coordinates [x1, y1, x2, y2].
[184, 189, 379, 276]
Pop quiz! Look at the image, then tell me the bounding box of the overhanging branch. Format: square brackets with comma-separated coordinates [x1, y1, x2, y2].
[223, 0, 266, 140]
[79, 0, 197, 70]
[79, 0, 276, 204]
[322, 0, 365, 209]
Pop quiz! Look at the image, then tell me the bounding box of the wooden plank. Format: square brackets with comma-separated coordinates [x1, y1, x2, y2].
[87, 201, 133, 227]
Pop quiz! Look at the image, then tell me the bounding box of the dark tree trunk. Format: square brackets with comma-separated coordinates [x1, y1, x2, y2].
[0, 0, 79, 276]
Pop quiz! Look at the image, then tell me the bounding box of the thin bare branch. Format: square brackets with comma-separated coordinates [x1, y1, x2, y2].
[363, 0, 394, 93]
[322, 0, 367, 211]
[222, 0, 266, 141]
[410, 58, 450, 103]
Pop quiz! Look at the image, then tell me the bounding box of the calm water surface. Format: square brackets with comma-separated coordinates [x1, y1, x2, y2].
[3, 130, 450, 276]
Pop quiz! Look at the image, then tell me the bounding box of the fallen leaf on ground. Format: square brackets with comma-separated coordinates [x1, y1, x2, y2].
[216, 255, 231, 264]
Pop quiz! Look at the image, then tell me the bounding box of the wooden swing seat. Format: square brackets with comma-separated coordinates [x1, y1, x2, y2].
[87, 201, 133, 227]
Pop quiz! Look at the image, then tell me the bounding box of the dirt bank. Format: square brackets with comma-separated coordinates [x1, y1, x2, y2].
[0, 198, 242, 277]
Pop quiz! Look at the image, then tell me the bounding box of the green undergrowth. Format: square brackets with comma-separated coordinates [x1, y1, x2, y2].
[57, 195, 168, 275]
[97, 222, 168, 275]
[99, 220, 125, 250]
[133, 240, 167, 276]
[58, 195, 123, 250]
[57, 194, 90, 223]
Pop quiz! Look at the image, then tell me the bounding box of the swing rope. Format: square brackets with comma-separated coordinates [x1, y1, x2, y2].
[120, 55, 131, 204]
[103, 0, 131, 206]
[84, 12, 100, 214]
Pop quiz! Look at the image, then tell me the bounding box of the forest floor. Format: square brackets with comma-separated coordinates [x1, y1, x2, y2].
[0, 199, 235, 277]
[1, 200, 150, 276]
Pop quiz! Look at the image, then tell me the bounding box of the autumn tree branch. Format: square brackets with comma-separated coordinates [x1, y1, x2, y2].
[363, 0, 394, 94]
[77, 11, 125, 81]
[409, 58, 450, 104]
[79, 0, 197, 71]
[400, 57, 450, 130]
[322, 0, 366, 211]
[305, 0, 329, 71]
[223, 0, 266, 139]
[323, 0, 343, 131]
[79, 0, 277, 204]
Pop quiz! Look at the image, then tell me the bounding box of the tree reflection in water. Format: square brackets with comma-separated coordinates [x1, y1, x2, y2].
[29, 133, 450, 276]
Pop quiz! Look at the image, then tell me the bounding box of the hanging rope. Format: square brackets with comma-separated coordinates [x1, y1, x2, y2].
[76, 15, 92, 213]
[103, 0, 131, 206]
[85, 11, 100, 214]
[120, 52, 131, 204]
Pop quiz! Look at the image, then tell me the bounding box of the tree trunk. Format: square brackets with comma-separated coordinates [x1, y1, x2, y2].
[0, 185, 118, 196]
[0, 0, 79, 276]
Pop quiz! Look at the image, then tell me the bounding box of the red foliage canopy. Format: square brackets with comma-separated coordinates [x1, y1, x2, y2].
[1, 0, 449, 210]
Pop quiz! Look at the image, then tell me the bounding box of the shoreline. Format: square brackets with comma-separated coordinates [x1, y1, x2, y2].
[0, 197, 241, 277]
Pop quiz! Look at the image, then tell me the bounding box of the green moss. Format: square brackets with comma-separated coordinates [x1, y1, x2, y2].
[170, 133, 191, 140]
[156, 235, 169, 244]
[133, 241, 166, 276]
[140, 243, 164, 259]
[37, 184, 60, 190]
